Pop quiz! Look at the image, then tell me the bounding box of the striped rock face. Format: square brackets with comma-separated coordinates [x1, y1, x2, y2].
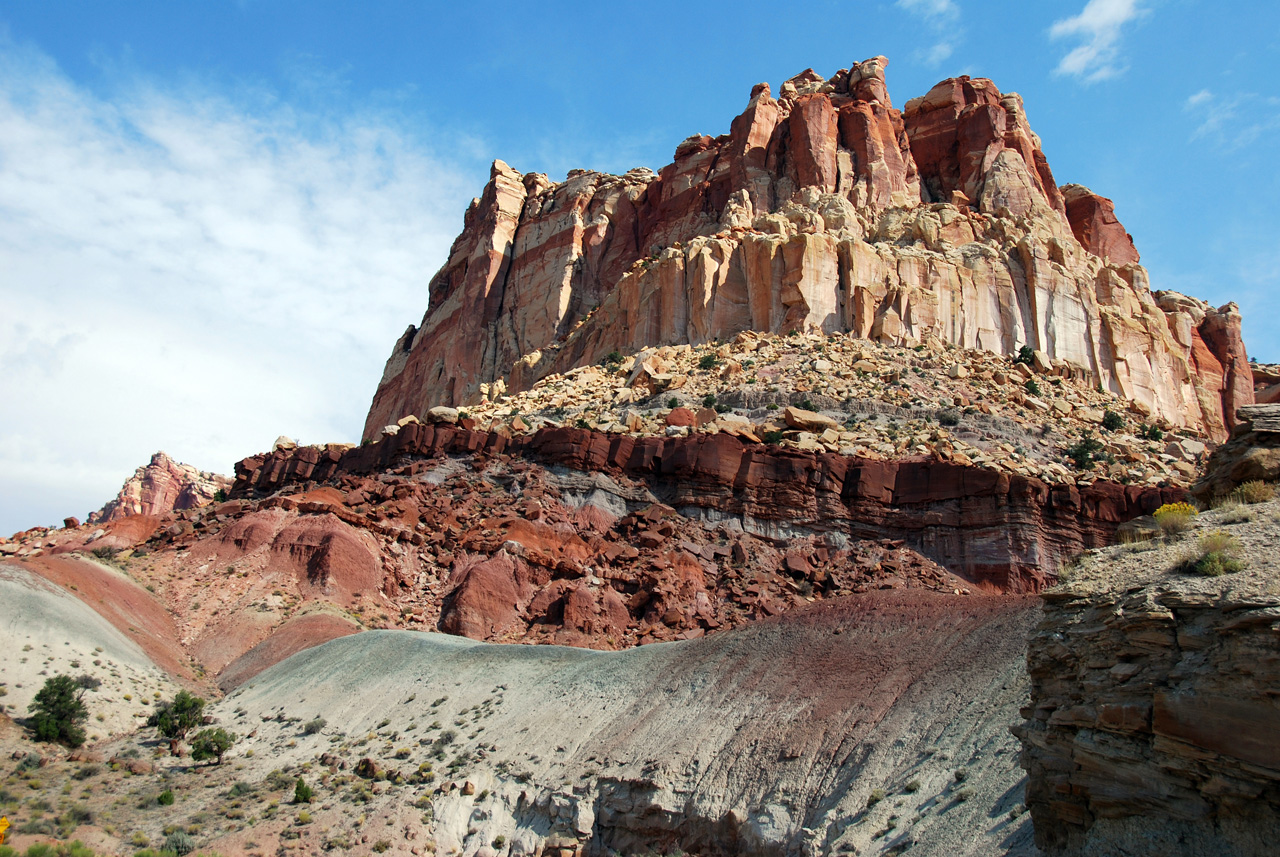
[364, 58, 1251, 444]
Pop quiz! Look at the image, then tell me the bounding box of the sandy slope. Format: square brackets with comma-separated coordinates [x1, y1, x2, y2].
[215, 591, 1039, 856]
[0, 562, 183, 738]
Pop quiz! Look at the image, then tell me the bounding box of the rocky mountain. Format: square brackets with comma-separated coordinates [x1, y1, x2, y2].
[365, 57, 1250, 444]
[87, 450, 231, 524]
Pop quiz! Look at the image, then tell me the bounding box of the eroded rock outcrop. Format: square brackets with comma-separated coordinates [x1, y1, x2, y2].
[1016, 508, 1280, 856]
[366, 58, 1250, 443]
[89, 451, 231, 523]
[231, 423, 1182, 596]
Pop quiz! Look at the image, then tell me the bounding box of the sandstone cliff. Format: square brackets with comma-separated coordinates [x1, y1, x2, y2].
[1016, 500, 1280, 856]
[365, 57, 1251, 443]
[88, 451, 232, 523]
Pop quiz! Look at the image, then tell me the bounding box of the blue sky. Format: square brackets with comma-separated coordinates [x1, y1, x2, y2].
[1, 0, 1277, 534]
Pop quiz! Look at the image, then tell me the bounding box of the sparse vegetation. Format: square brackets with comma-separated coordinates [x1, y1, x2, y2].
[1233, 480, 1275, 505]
[294, 778, 314, 804]
[1153, 502, 1198, 536]
[1101, 409, 1124, 432]
[1138, 423, 1164, 441]
[1180, 531, 1245, 577]
[303, 717, 327, 735]
[1066, 432, 1105, 470]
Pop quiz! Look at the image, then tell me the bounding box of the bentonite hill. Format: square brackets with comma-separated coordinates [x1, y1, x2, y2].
[2, 57, 1278, 857]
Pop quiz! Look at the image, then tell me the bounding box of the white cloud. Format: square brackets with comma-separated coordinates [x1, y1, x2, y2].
[897, 0, 963, 68]
[1049, 0, 1145, 82]
[1183, 88, 1280, 149]
[0, 40, 480, 534]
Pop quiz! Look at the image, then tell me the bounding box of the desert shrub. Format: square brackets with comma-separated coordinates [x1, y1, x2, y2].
[954, 769, 969, 783]
[1138, 423, 1165, 441]
[666, 397, 679, 409]
[1153, 502, 1198, 536]
[371, 841, 391, 853]
[1101, 409, 1124, 432]
[763, 430, 785, 445]
[903, 780, 921, 793]
[90, 546, 119, 561]
[1215, 503, 1253, 525]
[71, 763, 99, 780]
[293, 778, 314, 804]
[867, 788, 886, 807]
[1181, 531, 1245, 577]
[148, 691, 205, 744]
[190, 728, 235, 765]
[698, 354, 720, 370]
[702, 394, 717, 408]
[163, 832, 194, 857]
[599, 350, 623, 367]
[799, 398, 816, 411]
[302, 718, 326, 735]
[937, 409, 960, 427]
[296, 811, 311, 825]
[1025, 379, 1041, 396]
[1013, 346, 1035, 366]
[1234, 480, 1275, 505]
[28, 675, 89, 747]
[1066, 432, 1105, 470]
[157, 790, 175, 806]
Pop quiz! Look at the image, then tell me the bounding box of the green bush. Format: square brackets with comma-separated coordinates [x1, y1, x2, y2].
[666, 397, 679, 409]
[1182, 531, 1246, 577]
[698, 354, 720, 370]
[1025, 379, 1041, 396]
[702, 394, 717, 408]
[148, 691, 205, 744]
[763, 430, 785, 445]
[1101, 410, 1124, 432]
[599, 350, 623, 367]
[189, 727, 235, 765]
[1066, 432, 1105, 470]
[28, 675, 89, 747]
[302, 717, 326, 735]
[937, 409, 960, 427]
[293, 778, 314, 804]
[157, 790, 174, 806]
[1013, 345, 1035, 366]
[1138, 423, 1164, 441]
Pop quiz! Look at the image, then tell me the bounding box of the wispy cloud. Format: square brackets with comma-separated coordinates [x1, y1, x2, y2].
[1184, 88, 1280, 149]
[896, 0, 963, 69]
[0, 38, 481, 533]
[1049, 0, 1146, 82]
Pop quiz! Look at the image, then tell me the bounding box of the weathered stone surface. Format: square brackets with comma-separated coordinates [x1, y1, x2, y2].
[232, 424, 1180, 595]
[1061, 184, 1139, 266]
[88, 451, 231, 523]
[365, 60, 1250, 443]
[1017, 531, 1280, 856]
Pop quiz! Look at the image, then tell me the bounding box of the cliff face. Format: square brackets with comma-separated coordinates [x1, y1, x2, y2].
[88, 451, 231, 523]
[365, 57, 1250, 442]
[232, 422, 1182, 596]
[1016, 504, 1280, 856]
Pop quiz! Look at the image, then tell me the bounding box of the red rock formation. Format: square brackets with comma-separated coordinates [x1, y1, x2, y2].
[89, 451, 231, 523]
[1061, 184, 1139, 265]
[231, 424, 1182, 596]
[364, 59, 1251, 443]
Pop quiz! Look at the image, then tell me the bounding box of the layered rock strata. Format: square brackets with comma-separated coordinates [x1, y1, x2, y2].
[232, 423, 1182, 594]
[89, 451, 232, 523]
[366, 58, 1250, 443]
[1016, 505, 1280, 855]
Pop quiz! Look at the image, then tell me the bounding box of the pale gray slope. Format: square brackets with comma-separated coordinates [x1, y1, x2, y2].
[221, 592, 1039, 857]
[0, 562, 181, 737]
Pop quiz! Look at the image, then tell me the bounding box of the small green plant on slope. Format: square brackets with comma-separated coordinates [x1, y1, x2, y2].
[28, 675, 89, 748]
